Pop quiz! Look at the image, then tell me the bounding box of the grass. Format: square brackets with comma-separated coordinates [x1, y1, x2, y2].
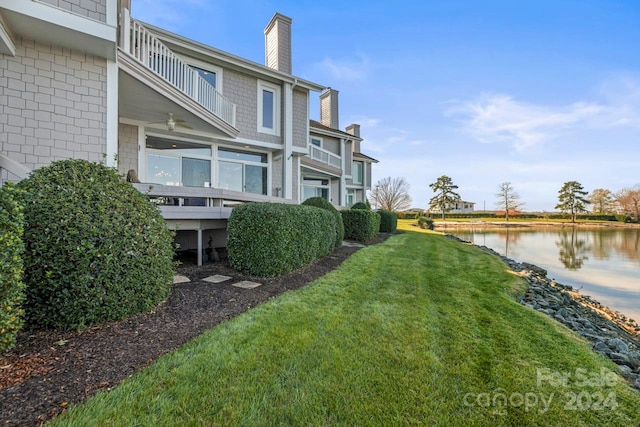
[52, 232, 640, 426]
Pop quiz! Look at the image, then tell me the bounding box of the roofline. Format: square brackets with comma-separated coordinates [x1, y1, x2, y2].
[353, 152, 379, 163]
[309, 121, 362, 141]
[139, 20, 325, 92]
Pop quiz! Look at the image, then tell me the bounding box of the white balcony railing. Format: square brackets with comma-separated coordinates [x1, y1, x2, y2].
[310, 146, 341, 169]
[124, 15, 236, 127]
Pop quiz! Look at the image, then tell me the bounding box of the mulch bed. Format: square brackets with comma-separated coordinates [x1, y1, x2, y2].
[0, 235, 389, 426]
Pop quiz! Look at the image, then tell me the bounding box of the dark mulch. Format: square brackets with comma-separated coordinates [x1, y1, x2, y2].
[0, 236, 389, 426]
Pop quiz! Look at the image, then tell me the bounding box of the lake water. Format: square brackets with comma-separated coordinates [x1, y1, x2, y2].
[447, 227, 640, 322]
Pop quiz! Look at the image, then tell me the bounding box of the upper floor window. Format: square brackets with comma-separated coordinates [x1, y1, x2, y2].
[257, 80, 280, 135]
[190, 63, 223, 91]
[353, 161, 363, 184]
[195, 67, 217, 88]
[310, 137, 322, 148]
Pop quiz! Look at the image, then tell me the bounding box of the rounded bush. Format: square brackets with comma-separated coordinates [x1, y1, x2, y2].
[342, 209, 381, 242]
[227, 203, 335, 277]
[17, 160, 176, 329]
[302, 197, 344, 247]
[377, 210, 398, 233]
[0, 183, 25, 351]
[351, 202, 369, 210]
[418, 217, 435, 230]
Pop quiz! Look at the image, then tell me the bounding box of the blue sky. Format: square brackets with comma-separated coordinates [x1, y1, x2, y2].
[132, 0, 640, 211]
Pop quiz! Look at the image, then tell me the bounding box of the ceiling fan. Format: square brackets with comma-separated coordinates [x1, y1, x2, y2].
[148, 113, 193, 131]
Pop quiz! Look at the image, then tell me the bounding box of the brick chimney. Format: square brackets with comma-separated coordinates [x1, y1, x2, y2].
[264, 13, 292, 74]
[320, 88, 339, 129]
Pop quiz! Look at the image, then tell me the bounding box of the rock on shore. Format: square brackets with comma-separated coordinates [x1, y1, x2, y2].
[445, 234, 640, 390]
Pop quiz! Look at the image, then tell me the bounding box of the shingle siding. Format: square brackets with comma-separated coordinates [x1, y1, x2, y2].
[0, 37, 107, 171]
[292, 89, 307, 148]
[271, 154, 282, 197]
[118, 123, 138, 176]
[223, 69, 281, 145]
[36, 0, 107, 22]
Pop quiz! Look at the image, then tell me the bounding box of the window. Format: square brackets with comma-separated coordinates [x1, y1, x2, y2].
[303, 178, 329, 201]
[146, 137, 212, 187]
[193, 66, 217, 89]
[218, 148, 268, 195]
[353, 161, 363, 184]
[310, 137, 322, 147]
[346, 189, 355, 207]
[257, 81, 280, 135]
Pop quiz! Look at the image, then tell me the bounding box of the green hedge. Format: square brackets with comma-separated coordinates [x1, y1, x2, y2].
[423, 212, 620, 221]
[227, 203, 335, 277]
[302, 197, 344, 247]
[615, 214, 633, 223]
[0, 184, 25, 352]
[351, 202, 369, 210]
[377, 210, 398, 232]
[398, 212, 420, 219]
[417, 217, 435, 230]
[17, 160, 176, 330]
[342, 209, 381, 242]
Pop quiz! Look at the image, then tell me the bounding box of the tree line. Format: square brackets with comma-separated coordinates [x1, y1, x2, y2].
[369, 175, 640, 223]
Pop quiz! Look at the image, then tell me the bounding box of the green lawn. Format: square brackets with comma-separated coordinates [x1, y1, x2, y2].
[52, 232, 640, 426]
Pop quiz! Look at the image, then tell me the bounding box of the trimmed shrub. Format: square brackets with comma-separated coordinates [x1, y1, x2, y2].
[342, 209, 381, 242]
[418, 217, 435, 230]
[17, 160, 176, 330]
[351, 202, 369, 210]
[227, 203, 335, 277]
[616, 214, 632, 223]
[377, 210, 398, 232]
[302, 197, 344, 247]
[0, 184, 25, 352]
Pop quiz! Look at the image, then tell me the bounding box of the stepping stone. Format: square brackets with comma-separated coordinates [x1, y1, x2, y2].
[342, 241, 365, 248]
[232, 281, 263, 289]
[203, 274, 232, 284]
[173, 275, 190, 284]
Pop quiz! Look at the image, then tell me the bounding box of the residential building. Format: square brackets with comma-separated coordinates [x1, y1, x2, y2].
[304, 88, 377, 207]
[429, 201, 476, 214]
[0, 0, 377, 263]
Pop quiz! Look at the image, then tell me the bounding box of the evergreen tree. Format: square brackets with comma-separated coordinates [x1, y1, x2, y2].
[556, 181, 590, 222]
[429, 175, 461, 220]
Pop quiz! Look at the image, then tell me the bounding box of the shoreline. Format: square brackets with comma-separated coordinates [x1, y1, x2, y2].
[435, 220, 640, 230]
[444, 234, 640, 390]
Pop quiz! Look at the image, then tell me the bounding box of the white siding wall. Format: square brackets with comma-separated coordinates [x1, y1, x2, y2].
[36, 0, 108, 22]
[0, 37, 107, 170]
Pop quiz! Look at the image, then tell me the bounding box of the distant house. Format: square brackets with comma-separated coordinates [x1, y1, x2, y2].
[429, 201, 475, 214]
[0, 0, 377, 263]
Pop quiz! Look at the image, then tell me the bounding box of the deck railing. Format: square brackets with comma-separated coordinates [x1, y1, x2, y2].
[310, 145, 341, 169]
[122, 13, 236, 127]
[131, 183, 294, 220]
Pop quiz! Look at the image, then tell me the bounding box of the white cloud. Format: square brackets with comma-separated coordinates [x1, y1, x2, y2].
[447, 75, 640, 150]
[446, 94, 603, 150]
[313, 54, 371, 82]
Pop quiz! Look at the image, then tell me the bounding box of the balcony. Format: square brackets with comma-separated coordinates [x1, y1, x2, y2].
[120, 13, 236, 128]
[309, 146, 341, 169]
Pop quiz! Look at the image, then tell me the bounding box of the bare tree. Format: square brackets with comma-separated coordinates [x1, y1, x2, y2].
[370, 177, 412, 211]
[588, 188, 614, 214]
[495, 182, 524, 221]
[429, 175, 461, 220]
[615, 186, 640, 222]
